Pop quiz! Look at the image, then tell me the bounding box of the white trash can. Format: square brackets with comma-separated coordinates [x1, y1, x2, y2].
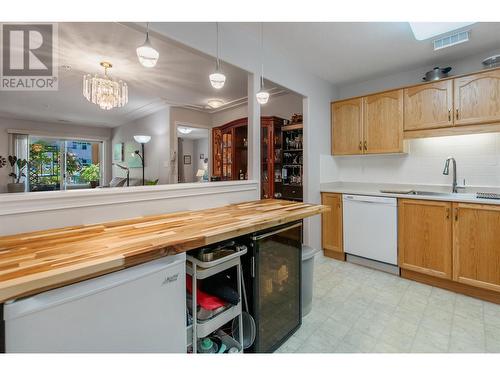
[301, 245, 320, 317]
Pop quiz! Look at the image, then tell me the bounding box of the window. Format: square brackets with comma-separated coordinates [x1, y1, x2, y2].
[13, 135, 104, 192]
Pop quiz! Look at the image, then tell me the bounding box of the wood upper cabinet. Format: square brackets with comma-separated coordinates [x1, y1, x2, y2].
[363, 89, 404, 153]
[398, 199, 453, 279]
[331, 99, 363, 155]
[321, 192, 343, 257]
[453, 203, 500, 292]
[404, 80, 453, 131]
[454, 70, 500, 126]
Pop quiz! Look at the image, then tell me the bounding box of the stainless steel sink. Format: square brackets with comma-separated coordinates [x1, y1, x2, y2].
[406, 190, 451, 197]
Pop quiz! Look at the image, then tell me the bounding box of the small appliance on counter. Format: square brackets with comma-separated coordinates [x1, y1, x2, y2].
[422, 66, 452, 81]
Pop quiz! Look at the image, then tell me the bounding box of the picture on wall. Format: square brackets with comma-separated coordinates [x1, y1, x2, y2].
[183, 155, 191, 165]
[125, 143, 142, 168]
[113, 143, 124, 162]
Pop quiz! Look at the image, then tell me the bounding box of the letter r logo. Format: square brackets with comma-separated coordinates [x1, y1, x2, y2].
[2, 24, 53, 76]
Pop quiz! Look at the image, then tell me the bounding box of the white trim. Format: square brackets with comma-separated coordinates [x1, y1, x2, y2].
[7, 128, 109, 142]
[0, 180, 258, 216]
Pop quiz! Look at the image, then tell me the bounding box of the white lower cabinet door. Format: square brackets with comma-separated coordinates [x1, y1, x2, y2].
[4, 253, 186, 353]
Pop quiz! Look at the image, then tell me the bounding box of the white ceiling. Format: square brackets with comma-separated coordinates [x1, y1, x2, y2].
[0, 22, 249, 128]
[3, 22, 500, 128]
[233, 22, 500, 86]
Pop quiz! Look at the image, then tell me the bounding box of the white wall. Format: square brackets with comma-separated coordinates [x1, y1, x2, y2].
[211, 105, 248, 127]
[151, 23, 336, 250]
[170, 107, 213, 183]
[332, 134, 500, 188]
[210, 92, 303, 127]
[0, 117, 112, 193]
[0, 181, 259, 235]
[322, 48, 500, 188]
[179, 138, 194, 183]
[336, 47, 500, 100]
[261, 92, 303, 120]
[112, 107, 170, 185]
[193, 138, 208, 178]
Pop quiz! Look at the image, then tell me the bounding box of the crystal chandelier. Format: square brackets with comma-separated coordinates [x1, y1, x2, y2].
[83, 62, 128, 110]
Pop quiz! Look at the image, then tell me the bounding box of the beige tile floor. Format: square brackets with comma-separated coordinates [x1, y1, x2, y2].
[276, 254, 500, 353]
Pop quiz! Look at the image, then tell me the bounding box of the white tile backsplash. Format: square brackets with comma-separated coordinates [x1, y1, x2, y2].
[321, 133, 500, 188]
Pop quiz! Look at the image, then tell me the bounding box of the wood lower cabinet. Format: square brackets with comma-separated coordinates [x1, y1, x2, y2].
[453, 203, 500, 292]
[404, 80, 453, 131]
[398, 199, 453, 279]
[321, 193, 344, 259]
[454, 70, 500, 126]
[363, 89, 404, 154]
[331, 98, 363, 155]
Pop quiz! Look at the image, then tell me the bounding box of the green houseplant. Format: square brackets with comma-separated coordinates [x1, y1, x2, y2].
[0, 155, 28, 193]
[80, 164, 100, 188]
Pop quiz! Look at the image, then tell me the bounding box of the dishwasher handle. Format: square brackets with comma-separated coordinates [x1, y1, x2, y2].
[343, 194, 397, 205]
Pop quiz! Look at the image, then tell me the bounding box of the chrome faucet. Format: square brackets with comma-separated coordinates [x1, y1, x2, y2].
[443, 157, 458, 193]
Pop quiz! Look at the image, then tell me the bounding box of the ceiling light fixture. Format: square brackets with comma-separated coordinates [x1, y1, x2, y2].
[409, 22, 475, 41]
[83, 62, 128, 110]
[207, 99, 225, 109]
[256, 23, 269, 105]
[209, 22, 226, 89]
[137, 22, 160, 68]
[178, 127, 193, 135]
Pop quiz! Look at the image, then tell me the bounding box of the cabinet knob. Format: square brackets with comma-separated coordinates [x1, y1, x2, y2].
[363, 141, 368, 151]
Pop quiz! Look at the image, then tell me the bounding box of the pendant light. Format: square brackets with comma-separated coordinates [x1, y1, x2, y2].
[137, 22, 159, 68]
[209, 22, 226, 89]
[256, 23, 269, 105]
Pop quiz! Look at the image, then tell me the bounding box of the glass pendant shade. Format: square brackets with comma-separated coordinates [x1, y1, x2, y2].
[256, 89, 269, 104]
[209, 71, 226, 89]
[83, 62, 128, 110]
[136, 35, 159, 68]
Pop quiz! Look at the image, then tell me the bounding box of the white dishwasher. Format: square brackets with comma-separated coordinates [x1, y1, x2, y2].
[343, 194, 398, 271]
[4, 253, 186, 353]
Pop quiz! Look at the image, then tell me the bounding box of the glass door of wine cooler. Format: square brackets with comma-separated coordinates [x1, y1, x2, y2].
[250, 221, 302, 352]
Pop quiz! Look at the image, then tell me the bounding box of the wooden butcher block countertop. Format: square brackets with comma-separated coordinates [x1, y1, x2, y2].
[0, 199, 326, 302]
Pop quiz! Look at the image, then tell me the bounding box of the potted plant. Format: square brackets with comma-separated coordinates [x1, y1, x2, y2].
[80, 164, 100, 188]
[0, 155, 28, 193]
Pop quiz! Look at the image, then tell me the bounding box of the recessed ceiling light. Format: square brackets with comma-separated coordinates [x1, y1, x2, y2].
[409, 22, 475, 41]
[207, 99, 225, 109]
[178, 127, 193, 135]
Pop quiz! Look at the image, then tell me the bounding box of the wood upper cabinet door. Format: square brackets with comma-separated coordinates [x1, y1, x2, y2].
[453, 203, 500, 292]
[363, 89, 404, 154]
[454, 70, 500, 126]
[404, 80, 453, 131]
[331, 99, 363, 155]
[321, 193, 343, 255]
[398, 199, 453, 279]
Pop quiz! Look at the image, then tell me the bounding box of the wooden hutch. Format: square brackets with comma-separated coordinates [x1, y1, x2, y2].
[211, 117, 248, 181]
[211, 115, 303, 201]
